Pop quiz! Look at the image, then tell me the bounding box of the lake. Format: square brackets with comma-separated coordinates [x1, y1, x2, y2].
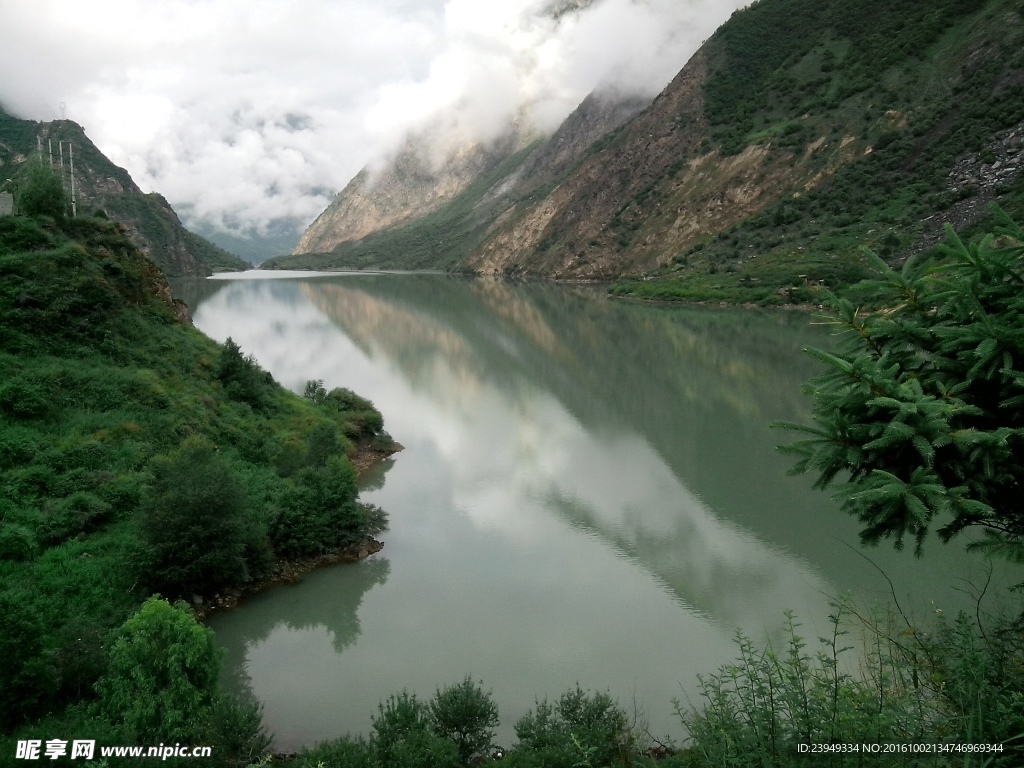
[175, 272, 1010, 751]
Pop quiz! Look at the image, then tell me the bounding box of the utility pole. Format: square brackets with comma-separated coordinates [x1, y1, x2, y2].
[69, 143, 77, 218]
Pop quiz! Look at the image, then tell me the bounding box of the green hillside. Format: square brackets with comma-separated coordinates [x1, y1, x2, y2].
[615, 0, 1024, 302]
[0, 108, 249, 277]
[0, 212, 389, 759]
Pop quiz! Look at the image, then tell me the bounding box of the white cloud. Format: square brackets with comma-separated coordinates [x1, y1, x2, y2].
[0, 0, 744, 240]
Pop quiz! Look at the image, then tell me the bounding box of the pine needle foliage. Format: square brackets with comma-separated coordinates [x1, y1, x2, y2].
[777, 208, 1024, 555]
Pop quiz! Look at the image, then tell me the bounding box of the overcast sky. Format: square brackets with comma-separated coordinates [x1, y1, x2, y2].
[0, 0, 745, 242]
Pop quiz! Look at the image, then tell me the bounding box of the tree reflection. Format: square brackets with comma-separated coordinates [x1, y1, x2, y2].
[214, 557, 390, 698]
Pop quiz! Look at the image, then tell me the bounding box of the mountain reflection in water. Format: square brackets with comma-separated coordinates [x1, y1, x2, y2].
[190, 274, 1008, 751]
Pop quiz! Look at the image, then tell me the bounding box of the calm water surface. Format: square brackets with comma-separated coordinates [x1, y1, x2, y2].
[176, 273, 1010, 750]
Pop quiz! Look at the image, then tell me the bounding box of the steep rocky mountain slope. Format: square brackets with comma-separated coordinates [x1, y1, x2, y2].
[266, 91, 650, 271]
[272, 0, 1024, 304]
[0, 109, 248, 277]
[293, 125, 539, 257]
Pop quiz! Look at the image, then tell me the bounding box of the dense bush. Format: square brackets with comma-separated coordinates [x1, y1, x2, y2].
[216, 337, 276, 410]
[98, 597, 220, 743]
[305, 379, 385, 439]
[271, 456, 365, 558]
[14, 160, 69, 219]
[96, 597, 271, 761]
[135, 439, 260, 597]
[291, 680, 499, 768]
[429, 677, 500, 764]
[0, 592, 54, 730]
[507, 686, 635, 768]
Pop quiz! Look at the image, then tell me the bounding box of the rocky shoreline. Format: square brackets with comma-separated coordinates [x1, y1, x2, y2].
[194, 440, 400, 620]
[192, 537, 385, 620]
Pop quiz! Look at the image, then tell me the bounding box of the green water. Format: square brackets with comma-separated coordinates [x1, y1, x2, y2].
[180, 273, 1012, 751]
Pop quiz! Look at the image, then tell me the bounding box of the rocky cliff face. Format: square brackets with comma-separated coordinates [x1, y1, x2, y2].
[280, 91, 650, 269]
[468, 54, 717, 278]
[293, 127, 538, 255]
[0, 111, 248, 277]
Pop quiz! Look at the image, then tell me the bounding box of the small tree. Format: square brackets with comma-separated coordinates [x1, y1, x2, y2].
[429, 677, 499, 764]
[138, 439, 252, 596]
[371, 691, 460, 768]
[512, 686, 633, 767]
[216, 337, 273, 410]
[15, 159, 69, 219]
[98, 597, 220, 743]
[778, 209, 1024, 555]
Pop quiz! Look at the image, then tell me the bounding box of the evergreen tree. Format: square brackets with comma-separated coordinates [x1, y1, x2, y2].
[778, 209, 1024, 556]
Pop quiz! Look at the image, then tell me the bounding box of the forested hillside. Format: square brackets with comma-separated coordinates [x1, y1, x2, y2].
[0, 208, 389, 763]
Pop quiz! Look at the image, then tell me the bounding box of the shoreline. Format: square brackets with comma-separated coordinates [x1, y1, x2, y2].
[194, 439, 401, 621]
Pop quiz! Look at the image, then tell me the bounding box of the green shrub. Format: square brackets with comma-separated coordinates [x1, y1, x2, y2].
[293, 736, 375, 768]
[204, 693, 272, 767]
[305, 422, 344, 468]
[270, 456, 372, 558]
[325, 386, 375, 413]
[216, 337, 275, 410]
[137, 439, 254, 597]
[49, 617, 108, 706]
[0, 591, 54, 730]
[371, 691, 461, 768]
[0, 378, 52, 419]
[0, 523, 37, 561]
[38, 491, 112, 545]
[677, 600, 1024, 767]
[510, 686, 634, 768]
[0, 426, 39, 465]
[95, 471, 147, 514]
[98, 597, 220, 743]
[14, 160, 69, 219]
[429, 677, 500, 764]
[0, 216, 55, 255]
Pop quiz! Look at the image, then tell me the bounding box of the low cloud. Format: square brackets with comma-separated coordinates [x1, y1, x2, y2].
[0, 0, 743, 240]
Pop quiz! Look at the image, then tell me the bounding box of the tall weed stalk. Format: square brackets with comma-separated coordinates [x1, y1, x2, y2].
[676, 599, 1024, 767]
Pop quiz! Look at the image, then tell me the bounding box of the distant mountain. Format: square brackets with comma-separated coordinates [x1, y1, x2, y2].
[186, 223, 299, 266]
[0, 108, 248, 277]
[284, 122, 544, 270]
[266, 91, 650, 272]
[271, 0, 1024, 304]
